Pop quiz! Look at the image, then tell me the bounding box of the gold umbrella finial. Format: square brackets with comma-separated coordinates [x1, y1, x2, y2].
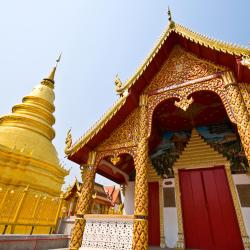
[55, 53, 62, 68]
[47, 53, 62, 82]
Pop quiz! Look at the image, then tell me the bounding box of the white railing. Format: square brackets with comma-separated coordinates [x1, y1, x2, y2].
[80, 214, 134, 250]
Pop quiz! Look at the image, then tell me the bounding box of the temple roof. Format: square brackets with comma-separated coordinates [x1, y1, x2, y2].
[104, 186, 122, 205]
[65, 19, 250, 164]
[64, 179, 121, 206]
[121, 22, 249, 92]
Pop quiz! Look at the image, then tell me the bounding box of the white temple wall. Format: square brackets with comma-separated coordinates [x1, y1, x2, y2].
[233, 174, 250, 238]
[242, 208, 250, 237]
[124, 181, 135, 215]
[162, 178, 178, 248]
[233, 174, 250, 185]
[164, 207, 178, 248]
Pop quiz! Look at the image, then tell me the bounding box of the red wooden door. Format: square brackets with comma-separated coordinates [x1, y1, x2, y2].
[179, 166, 244, 250]
[148, 182, 160, 246]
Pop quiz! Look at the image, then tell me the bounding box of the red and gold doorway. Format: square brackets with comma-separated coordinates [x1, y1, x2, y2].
[179, 167, 244, 250]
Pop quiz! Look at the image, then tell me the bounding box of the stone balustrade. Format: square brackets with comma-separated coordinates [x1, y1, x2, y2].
[80, 214, 134, 250]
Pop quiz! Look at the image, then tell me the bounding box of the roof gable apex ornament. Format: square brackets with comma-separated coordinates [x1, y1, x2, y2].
[168, 6, 175, 29]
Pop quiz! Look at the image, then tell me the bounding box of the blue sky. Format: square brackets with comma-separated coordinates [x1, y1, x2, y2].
[0, 1, 249, 188]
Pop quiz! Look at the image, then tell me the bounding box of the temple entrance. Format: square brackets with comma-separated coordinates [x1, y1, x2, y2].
[149, 90, 249, 247]
[179, 166, 244, 250]
[148, 182, 160, 246]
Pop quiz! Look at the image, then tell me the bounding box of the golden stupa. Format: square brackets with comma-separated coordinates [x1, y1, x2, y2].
[0, 64, 68, 196]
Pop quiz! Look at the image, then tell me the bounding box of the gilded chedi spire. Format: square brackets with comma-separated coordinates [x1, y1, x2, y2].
[0, 62, 68, 196]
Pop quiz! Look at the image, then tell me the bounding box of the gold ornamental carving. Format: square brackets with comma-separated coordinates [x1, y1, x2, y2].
[95, 147, 137, 168]
[132, 94, 149, 249]
[174, 96, 193, 111]
[110, 155, 121, 166]
[145, 45, 224, 93]
[239, 83, 250, 114]
[64, 129, 72, 153]
[222, 72, 250, 165]
[97, 108, 140, 151]
[133, 219, 148, 250]
[114, 74, 128, 97]
[134, 94, 149, 216]
[147, 77, 235, 137]
[69, 151, 96, 250]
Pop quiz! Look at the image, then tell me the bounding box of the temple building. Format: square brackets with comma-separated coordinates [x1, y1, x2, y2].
[63, 179, 122, 216]
[65, 11, 250, 250]
[0, 64, 68, 234]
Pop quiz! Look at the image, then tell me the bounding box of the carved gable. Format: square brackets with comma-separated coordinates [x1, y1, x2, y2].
[97, 108, 140, 151]
[145, 45, 225, 92]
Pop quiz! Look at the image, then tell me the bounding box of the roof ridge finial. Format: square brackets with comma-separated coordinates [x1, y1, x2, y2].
[167, 6, 175, 29]
[168, 6, 172, 23]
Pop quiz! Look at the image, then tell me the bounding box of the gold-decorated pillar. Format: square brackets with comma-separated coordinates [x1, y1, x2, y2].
[69, 151, 96, 250]
[222, 71, 250, 165]
[132, 94, 149, 250]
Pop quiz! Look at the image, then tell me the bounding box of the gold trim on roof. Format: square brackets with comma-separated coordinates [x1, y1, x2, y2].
[174, 24, 249, 55]
[66, 21, 250, 157]
[65, 94, 128, 156]
[122, 22, 249, 92]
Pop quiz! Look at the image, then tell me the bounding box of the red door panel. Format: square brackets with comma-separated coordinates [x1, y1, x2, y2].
[213, 167, 244, 250]
[189, 171, 214, 249]
[180, 170, 213, 250]
[148, 182, 160, 246]
[202, 168, 229, 250]
[179, 170, 197, 247]
[180, 167, 244, 250]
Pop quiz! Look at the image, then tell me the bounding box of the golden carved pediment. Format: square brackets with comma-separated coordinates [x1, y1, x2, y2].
[145, 45, 225, 93]
[97, 108, 140, 151]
